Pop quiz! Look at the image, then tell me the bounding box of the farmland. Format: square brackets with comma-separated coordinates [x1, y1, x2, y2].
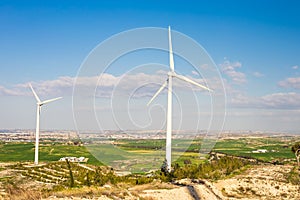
[113, 136, 298, 164]
[0, 135, 298, 169]
[0, 142, 102, 165]
[213, 137, 297, 162]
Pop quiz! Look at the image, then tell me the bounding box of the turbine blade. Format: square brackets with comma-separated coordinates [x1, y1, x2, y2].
[29, 83, 41, 103]
[174, 73, 212, 92]
[147, 80, 168, 106]
[40, 97, 62, 105]
[168, 26, 175, 72]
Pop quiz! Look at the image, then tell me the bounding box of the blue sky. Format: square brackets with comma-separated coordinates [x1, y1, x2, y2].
[0, 0, 300, 132]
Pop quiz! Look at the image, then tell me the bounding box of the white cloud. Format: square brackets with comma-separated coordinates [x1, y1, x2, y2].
[8, 71, 290, 111]
[260, 92, 300, 109]
[0, 71, 212, 99]
[0, 85, 21, 96]
[229, 91, 300, 110]
[191, 70, 199, 76]
[220, 60, 246, 84]
[278, 77, 300, 89]
[292, 65, 299, 70]
[230, 93, 251, 106]
[95, 72, 211, 98]
[253, 71, 264, 78]
[228, 93, 259, 108]
[14, 76, 76, 97]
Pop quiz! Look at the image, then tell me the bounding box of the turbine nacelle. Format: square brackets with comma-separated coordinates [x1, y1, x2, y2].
[167, 71, 176, 77]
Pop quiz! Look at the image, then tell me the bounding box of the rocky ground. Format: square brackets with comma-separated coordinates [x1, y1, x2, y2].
[139, 165, 299, 200]
[214, 165, 300, 200]
[0, 163, 299, 200]
[140, 180, 222, 200]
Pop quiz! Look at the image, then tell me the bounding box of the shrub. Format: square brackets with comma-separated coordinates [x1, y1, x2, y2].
[66, 159, 74, 187]
[287, 166, 300, 185]
[163, 156, 249, 181]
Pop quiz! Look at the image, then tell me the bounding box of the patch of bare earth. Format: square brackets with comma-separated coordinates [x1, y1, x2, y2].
[139, 179, 223, 200]
[141, 187, 194, 200]
[214, 165, 300, 199]
[44, 180, 221, 200]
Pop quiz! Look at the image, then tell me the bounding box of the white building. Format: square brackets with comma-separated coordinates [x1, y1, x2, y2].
[59, 156, 86, 162]
[252, 149, 268, 153]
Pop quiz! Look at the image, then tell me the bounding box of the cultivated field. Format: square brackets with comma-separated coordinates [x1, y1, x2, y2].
[0, 142, 102, 165]
[0, 135, 298, 170]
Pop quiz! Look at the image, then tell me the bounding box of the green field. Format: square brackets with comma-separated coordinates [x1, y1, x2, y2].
[0, 136, 297, 171]
[0, 142, 102, 165]
[0, 140, 202, 172]
[213, 137, 296, 162]
[114, 137, 297, 163]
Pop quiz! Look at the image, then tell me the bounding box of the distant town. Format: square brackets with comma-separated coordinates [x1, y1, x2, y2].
[0, 129, 298, 143]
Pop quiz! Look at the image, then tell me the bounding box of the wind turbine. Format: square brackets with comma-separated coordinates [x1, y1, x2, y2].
[29, 84, 62, 165]
[147, 26, 212, 172]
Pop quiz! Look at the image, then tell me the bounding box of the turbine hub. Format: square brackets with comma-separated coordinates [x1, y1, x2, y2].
[167, 71, 176, 77]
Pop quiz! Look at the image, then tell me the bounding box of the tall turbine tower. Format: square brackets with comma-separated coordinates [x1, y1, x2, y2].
[147, 26, 212, 172]
[29, 84, 62, 165]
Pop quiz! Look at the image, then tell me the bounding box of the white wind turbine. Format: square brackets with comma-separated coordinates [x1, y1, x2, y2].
[29, 84, 62, 165]
[147, 26, 212, 172]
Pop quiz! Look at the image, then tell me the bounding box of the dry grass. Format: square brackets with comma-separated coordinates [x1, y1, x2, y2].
[140, 197, 156, 200]
[5, 184, 42, 200]
[49, 185, 138, 199]
[50, 186, 108, 198]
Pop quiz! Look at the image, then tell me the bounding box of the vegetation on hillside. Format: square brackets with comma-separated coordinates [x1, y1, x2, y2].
[159, 156, 249, 182]
[291, 142, 300, 166]
[1, 155, 299, 199]
[286, 166, 300, 185]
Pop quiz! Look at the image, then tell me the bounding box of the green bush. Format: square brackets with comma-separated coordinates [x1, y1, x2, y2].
[159, 156, 249, 181]
[287, 166, 300, 185]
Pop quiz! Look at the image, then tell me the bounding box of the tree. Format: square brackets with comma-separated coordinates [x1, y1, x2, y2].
[85, 172, 91, 187]
[66, 159, 74, 187]
[160, 159, 168, 174]
[291, 142, 300, 167]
